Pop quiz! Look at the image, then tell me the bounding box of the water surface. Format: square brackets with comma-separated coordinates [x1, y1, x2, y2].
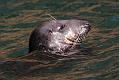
[0, 0, 119, 80]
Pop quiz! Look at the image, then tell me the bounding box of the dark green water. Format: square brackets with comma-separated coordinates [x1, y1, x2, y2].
[0, 0, 119, 80]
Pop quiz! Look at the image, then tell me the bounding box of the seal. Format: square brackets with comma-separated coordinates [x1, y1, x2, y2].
[29, 20, 91, 56]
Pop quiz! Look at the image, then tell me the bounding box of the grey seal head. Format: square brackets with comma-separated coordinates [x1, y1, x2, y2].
[29, 20, 91, 56]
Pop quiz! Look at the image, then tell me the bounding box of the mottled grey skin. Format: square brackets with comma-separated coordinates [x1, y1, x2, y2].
[29, 20, 91, 56]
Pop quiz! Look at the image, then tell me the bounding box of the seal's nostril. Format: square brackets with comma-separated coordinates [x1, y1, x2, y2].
[84, 23, 91, 28]
[86, 23, 90, 26]
[82, 23, 91, 32]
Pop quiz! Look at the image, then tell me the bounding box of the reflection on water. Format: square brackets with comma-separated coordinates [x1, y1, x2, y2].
[0, 0, 119, 80]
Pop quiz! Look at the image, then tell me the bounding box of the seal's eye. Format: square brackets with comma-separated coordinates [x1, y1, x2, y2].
[58, 25, 65, 31]
[48, 30, 52, 33]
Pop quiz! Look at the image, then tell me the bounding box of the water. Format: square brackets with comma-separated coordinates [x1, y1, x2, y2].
[0, 0, 119, 80]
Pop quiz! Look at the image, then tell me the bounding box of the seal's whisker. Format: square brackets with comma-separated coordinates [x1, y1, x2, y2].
[82, 35, 85, 39]
[45, 14, 57, 23]
[77, 36, 81, 42]
[47, 14, 56, 20]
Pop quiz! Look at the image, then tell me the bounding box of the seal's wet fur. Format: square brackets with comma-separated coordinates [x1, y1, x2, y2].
[29, 20, 91, 56]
